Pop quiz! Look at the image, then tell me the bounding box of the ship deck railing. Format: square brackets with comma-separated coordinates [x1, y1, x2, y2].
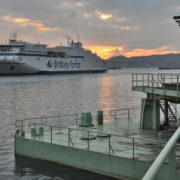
[15, 108, 180, 164]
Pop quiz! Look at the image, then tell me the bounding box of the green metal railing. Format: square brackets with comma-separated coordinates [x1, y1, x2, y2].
[132, 73, 180, 120]
[15, 107, 140, 136]
[132, 73, 180, 90]
[109, 107, 139, 123]
[67, 127, 170, 157]
[15, 113, 81, 132]
[15, 107, 140, 131]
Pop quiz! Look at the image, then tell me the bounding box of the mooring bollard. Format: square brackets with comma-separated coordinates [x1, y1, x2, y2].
[31, 128, 36, 137]
[80, 112, 93, 127]
[97, 111, 103, 125]
[39, 127, 44, 136]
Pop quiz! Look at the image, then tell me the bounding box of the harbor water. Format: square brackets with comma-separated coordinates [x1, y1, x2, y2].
[0, 68, 179, 180]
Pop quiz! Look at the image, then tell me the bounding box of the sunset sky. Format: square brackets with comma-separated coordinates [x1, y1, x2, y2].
[1, 0, 180, 59]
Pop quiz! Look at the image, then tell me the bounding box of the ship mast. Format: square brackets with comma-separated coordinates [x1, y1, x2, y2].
[10, 32, 17, 41]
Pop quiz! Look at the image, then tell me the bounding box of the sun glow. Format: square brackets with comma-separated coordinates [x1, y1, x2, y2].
[126, 46, 180, 57]
[85, 46, 124, 59]
[85, 45, 180, 59]
[96, 11, 112, 21]
[100, 14, 112, 20]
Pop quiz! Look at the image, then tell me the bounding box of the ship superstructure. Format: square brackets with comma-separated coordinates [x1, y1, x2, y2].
[0, 34, 107, 74]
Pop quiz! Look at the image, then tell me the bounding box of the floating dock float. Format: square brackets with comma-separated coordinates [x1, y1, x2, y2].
[15, 73, 180, 180]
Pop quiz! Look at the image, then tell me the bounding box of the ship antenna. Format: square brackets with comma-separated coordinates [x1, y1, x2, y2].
[11, 32, 17, 41]
[67, 36, 70, 46]
[75, 30, 80, 42]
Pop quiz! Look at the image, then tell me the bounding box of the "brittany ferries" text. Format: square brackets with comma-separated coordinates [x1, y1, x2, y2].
[54, 60, 81, 69]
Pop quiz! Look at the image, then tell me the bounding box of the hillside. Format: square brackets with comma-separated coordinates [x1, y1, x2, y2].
[106, 54, 180, 69]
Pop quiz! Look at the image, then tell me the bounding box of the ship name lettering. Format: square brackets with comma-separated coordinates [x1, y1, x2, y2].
[54, 60, 69, 69]
[70, 61, 81, 68]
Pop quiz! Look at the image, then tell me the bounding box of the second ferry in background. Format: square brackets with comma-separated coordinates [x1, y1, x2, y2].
[0, 33, 107, 75]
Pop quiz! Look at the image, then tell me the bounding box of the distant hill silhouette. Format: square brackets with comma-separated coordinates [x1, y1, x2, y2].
[106, 54, 180, 69]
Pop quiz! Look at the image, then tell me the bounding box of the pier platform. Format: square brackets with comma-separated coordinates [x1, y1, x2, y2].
[132, 73, 180, 131]
[15, 109, 180, 180]
[132, 73, 180, 101]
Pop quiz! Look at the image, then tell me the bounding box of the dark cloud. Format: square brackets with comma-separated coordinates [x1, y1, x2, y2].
[0, 0, 179, 52]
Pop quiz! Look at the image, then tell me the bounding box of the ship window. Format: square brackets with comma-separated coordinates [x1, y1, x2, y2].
[47, 51, 66, 58]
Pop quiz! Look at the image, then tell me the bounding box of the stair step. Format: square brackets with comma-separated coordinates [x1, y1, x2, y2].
[159, 101, 179, 121]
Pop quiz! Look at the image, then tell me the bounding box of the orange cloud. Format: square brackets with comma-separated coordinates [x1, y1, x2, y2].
[85, 46, 124, 59]
[2, 16, 59, 32]
[111, 24, 138, 31]
[85, 45, 180, 59]
[75, 2, 83, 7]
[125, 46, 180, 57]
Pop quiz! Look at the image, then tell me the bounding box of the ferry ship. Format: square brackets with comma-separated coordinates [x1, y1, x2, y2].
[0, 34, 107, 75]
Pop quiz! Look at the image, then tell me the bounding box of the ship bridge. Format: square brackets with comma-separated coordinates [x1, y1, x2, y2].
[132, 73, 180, 130]
[69, 41, 82, 49]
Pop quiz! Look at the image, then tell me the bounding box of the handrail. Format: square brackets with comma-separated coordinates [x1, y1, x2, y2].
[15, 113, 81, 129]
[15, 107, 140, 127]
[143, 126, 180, 180]
[16, 113, 180, 147]
[109, 107, 139, 122]
[109, 107, 139, 111]
[15, 113, 80, 123]
[171, 103, 180, 120]
[132, 73, 180, 91]
[24, 121, 177, 146]
[169, 102, 179, 121]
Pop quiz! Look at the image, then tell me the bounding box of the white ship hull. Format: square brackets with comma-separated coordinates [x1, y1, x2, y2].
[0, 60, 38, 74]
[0, 36, 107, 75]
[0, 58, 107, 75]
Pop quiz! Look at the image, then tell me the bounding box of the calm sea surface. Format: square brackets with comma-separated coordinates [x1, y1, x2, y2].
[0, 68, 179, 180]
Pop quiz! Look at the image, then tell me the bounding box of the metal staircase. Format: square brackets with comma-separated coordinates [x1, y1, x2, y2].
[159, 100, 179, 122]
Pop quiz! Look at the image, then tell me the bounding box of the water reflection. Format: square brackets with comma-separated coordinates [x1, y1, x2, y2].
[99, 76, 114, 113]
